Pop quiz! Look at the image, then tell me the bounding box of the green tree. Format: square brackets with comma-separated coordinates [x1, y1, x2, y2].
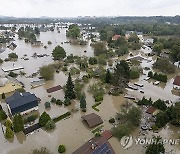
[115, 37, 127, 46]
[105, 69, 112, 83]
[128, 34, 139, 43]
[80, 94, 86, 111]
[145, 136, 165, 154]
[111, 123, 133, 140]
[155, 112, 168, 128]
[89, 57, 97, 65]
[2, 93, 5, 99]
[0, 110, 7, 121]
[131, 43, 141, 50]
[115, 46, 129, 56]
[39, 112, 51, 127]
[5, 127, 14, 139]
[171, 45, 180, 62]
[34, 27, 40, 34]
[127, 106, 142, 126]
[64, 73, 76, 100]
[8, 53, 18, 59]
[52, 46, 66, 60]
[153, 99, 167, 111]
[45, 120, 55, 131]
[130, 70, 140, 79]
[92, 42, 107, 56]
[112, 60, 130, 89]
[153, 58, 175, 74]
[58, 145, 66, 153]
[66, 24, 80, 38]
[40, 65, 55, 80]
[13, 114, 24, 133]
[153, 43, 163, 55]
[148, 71, 153, 78]
[4, 119, 13, 128]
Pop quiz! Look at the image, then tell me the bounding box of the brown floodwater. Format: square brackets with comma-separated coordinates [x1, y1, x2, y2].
[0, 26, 180, 154]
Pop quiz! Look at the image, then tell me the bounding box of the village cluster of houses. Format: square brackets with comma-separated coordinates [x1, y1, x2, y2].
[112, 31, 154, 45]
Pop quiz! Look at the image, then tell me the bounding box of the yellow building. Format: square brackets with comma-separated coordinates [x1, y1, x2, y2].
[0, 78, 22, 95]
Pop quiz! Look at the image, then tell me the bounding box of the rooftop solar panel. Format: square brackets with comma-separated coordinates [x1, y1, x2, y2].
[93, 143, 111, 154]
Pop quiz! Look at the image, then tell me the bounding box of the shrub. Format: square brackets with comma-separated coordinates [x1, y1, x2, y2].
[56, 99, 63, 105]
[95, 132, 101, 137]
[8, 71, 18, 78]
[70, 67, 80, 75]
[51, 97, 56, 103]
[45, 102, 51, 108]
[48, 41, 52, 45]
[32, 147, 51, 154]
[109, 118, 115, 123]
[19, 71, 26, 76]
[152, 125, 158, 132]
[62, 66, 68, 71]
[16, 88, 26, 93]
[24, 115, 38, 124]
[8, 53, 18, 59]
[0, 58, 3, 64]
[89, 57, 97, 65]
[94, 95, 103, 102]
[63, 98, 71, 106]
[58, 145, 66, 153]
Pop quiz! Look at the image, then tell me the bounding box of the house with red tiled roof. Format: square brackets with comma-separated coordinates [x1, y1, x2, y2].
[173, 76, 180, 90]
[73, 134, 115, 154]
[112, 35, 121, 41]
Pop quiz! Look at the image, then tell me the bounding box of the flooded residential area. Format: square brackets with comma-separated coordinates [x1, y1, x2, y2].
[0, 1, 180, 154]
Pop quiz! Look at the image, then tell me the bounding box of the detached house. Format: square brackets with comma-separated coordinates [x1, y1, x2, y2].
[8, 42, 17, 50]
[112, 35, 121, 41]
[173, 76, 180, 90]
[6, 91, 38, 116]
[31, 41, 43, 46]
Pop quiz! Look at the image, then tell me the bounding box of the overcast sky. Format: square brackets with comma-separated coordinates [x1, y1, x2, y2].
[0, 0, 179, 17]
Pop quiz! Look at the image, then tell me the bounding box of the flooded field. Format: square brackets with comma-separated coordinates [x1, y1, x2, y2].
[0, 26, 180, 154]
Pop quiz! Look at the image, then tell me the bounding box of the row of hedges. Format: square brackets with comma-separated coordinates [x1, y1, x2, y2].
[92, 102, 101, 112]
[53, 112, 71, 123]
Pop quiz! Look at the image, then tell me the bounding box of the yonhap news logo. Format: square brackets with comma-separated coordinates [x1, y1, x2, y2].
[120, 135, 133, 149]
[120, 135, 180, 149]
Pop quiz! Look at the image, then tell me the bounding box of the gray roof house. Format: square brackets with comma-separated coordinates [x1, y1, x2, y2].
[6, 92, 38, 116]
